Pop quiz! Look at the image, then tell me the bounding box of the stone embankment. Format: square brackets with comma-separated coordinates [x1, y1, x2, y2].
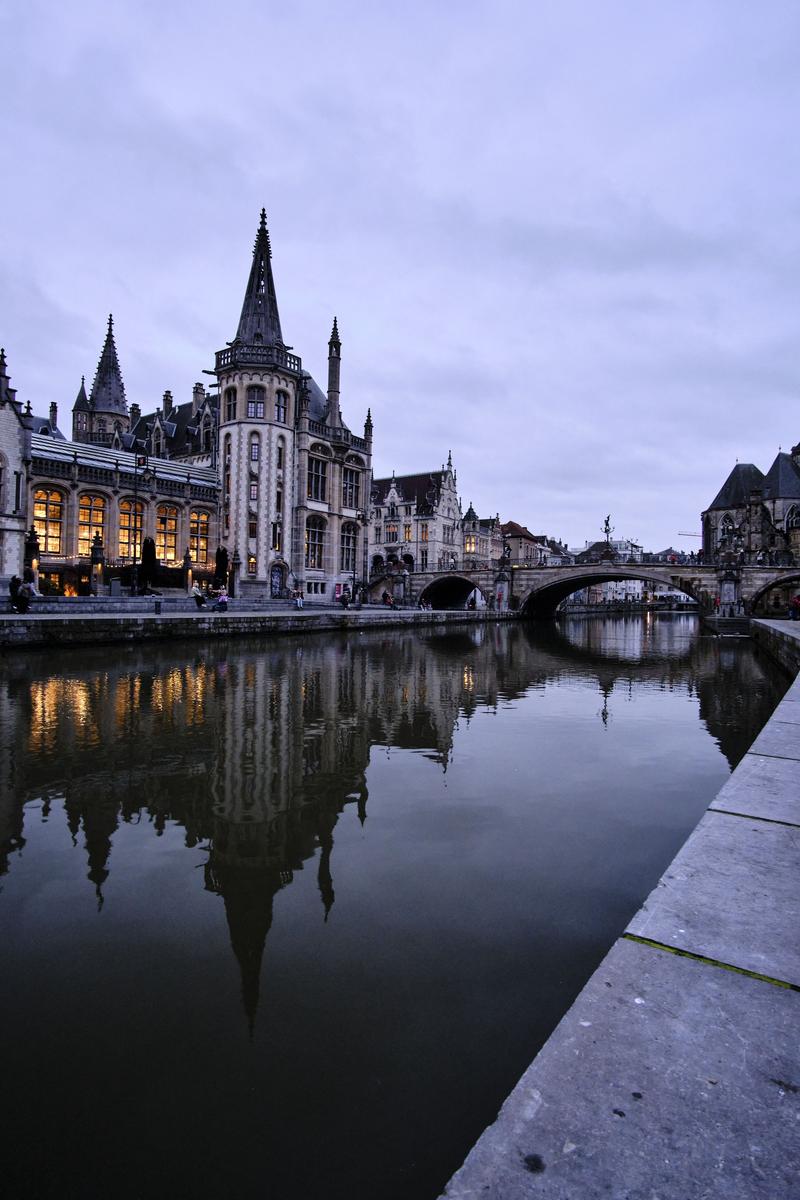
[441, 618, 800, 1200]
[0, 602, 515, 651]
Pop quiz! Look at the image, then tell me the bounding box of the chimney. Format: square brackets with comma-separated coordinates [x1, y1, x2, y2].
[49, 401, 58, 429]
[192, 382, 205, 416]
[163, 389, 173, 418]
[129, 402, 141, 427]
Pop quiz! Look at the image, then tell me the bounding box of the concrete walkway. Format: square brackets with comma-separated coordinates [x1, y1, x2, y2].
[440, 620, 800, 1199]
[0, 604, 514, 650]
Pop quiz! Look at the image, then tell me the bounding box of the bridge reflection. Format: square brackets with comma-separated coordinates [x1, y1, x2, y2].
[0, 617, 783, 1028]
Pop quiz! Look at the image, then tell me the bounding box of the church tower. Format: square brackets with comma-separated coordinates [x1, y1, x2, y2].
[215, 210, 303, 594]
[216, 211, 373, 601]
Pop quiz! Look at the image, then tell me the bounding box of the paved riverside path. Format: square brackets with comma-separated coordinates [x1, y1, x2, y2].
[0, 602, 515, 650]
[440, 621, 800, 1200]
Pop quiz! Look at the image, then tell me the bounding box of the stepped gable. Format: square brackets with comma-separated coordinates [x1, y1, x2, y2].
[706, 463, 765, 511]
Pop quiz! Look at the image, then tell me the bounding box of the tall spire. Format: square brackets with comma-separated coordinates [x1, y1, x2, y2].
[327, 316, 341, 427]
[89, 315, 127, 415]
[235, 208, 284, 346]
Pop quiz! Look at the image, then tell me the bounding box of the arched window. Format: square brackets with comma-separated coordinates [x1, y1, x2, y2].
[786, 505, 800, 530]
[718, 514, 735, 547]
[276, 437, 285, 470]
[275, 391, 287, 423]
[119, 499, 144, 559]
[190, 510, 209, 564]
[33, 488, 64, 553]
[371, 554, 385, 574]
[156, 504, 179, 562]
[341, 523, 358, 573]
[386, 522, 398, 543]
[78, 494, 106, 556]
[246, 385, 265, 419]
[201, 417, 212, 453]
[305, 516, 326, 569]
[247, 554, 257, 576]
[224, 388, 237, 422]
[250, 433, 260, 463]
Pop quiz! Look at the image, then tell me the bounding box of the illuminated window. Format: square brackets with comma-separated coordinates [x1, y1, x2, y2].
[308, 457, 327, 501]
[305, 516, 325, 569]
[34, 488, 64, 553]
[190, 510, 209, 563]
[119, 498, 143, 558]
[271, 522, 282, 552]
[464, 534, 477, 554]
[386, 523, 398, 543]
[403, 523, 412, 541]
[78, 494, 106, 556]
[156, 504, 179, 562]
[247, 554, 257, 575]
[341, 523, 358, 573]
[420, 523, 429, 543]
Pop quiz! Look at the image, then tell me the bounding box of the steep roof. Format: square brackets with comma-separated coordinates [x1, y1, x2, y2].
[372, 470, 448, 514]
[501, 520, 538, 542]
[73, 376, 90, 412]
[234, 209, 284, 347]
[706, 463, 765, 511]
[762, 452, 800, 501]
[89, 315, 127, 415]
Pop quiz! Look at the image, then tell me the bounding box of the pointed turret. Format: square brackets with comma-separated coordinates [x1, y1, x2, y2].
[235, 208, 284, 347]
[364, 407, 373, 443]
[89, 315, 127, 416]
[327, 316, 341, 427]
[73, 375, 89, 412]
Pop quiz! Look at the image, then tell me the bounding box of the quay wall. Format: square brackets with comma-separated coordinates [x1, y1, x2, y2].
[440, 619, 800, 1199]
[0, 606, 516, 652]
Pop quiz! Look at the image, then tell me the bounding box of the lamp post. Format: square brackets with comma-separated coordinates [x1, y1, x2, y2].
[24, 525, 40, 589]
[90, 531, 105, 596]
[183, 548, 192, 594]
[130, 453, 148, 596]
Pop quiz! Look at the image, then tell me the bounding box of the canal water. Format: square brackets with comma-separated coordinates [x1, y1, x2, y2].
[0, 616, 790, 1199]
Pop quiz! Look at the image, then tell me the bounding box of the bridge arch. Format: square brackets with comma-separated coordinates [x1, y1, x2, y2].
[418, 573, 484, 610]
[516, 568, 702, 618]
[748, 571, 800, 615]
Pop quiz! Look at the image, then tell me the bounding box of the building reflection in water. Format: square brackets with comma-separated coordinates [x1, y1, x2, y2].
[0, 616, 788, 1029]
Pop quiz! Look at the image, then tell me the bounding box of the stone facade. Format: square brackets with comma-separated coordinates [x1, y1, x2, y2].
[702, 449, 800, 565]
[3, 211, 373, 601]
[369, 454, 462, 575]
[0, 351, 32, 581]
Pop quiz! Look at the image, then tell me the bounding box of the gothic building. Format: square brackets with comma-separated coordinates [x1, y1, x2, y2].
[701, 445, 800, 564]
[0, 211, 374, 599]
[369, 454, 462, 575]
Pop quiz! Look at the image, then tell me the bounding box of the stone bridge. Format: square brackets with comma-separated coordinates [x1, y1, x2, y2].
[368, 562, 800, 617]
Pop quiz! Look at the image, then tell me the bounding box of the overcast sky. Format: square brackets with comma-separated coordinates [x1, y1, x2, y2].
[2, 1, 799, 550]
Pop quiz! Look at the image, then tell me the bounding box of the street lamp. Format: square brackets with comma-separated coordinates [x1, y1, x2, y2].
[130, 453, 148, 595]
[90, 531, 105, 595]
[24, 525, 40, 579]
